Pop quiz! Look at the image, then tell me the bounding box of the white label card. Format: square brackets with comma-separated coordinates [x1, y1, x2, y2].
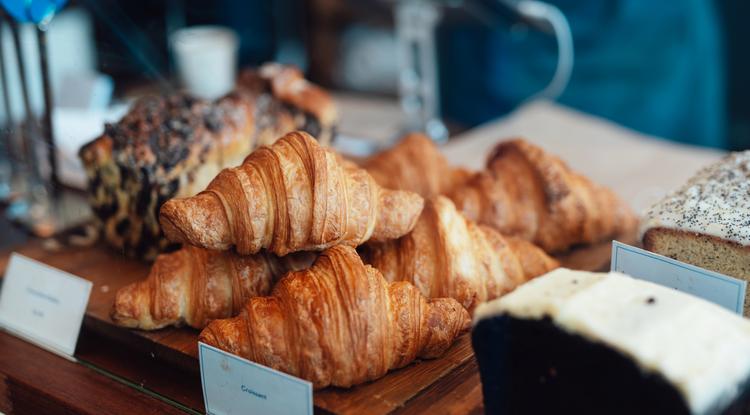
[611, 241, 747, 314]
[0, 253, 92, 358]
[199, 342, 313, 415]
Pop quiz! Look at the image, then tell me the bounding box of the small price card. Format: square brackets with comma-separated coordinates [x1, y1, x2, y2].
[199, 342, 313, 415]
[611, 241, 747, 314]
[0, 253, 93, 358]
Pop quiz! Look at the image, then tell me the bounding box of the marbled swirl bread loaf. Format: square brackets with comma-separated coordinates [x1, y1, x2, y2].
[641, 151, 750, 313]
[79, 64, 337, 260]
[238, 63, 337, 146]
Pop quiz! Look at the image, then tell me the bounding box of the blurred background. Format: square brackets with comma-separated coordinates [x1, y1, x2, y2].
[2, 0, 746, 149]
[0, 0, 746, 243]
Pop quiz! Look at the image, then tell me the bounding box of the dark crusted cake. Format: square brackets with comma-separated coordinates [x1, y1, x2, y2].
[472, 268, 750, 415]
[79, 63, 337, 260]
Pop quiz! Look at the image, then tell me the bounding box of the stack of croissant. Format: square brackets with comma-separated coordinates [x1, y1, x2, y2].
[111, 130, 636, 389]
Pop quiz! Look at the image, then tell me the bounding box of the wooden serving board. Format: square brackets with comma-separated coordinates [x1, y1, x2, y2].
[0, 230, 635, 415]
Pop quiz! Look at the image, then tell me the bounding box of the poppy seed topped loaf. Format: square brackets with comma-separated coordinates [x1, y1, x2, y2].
[79, 64, 336, 260]
[641, 151, 750, 313]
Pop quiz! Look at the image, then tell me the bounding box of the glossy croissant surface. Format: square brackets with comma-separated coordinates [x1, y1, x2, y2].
[361, 196, 559, 312]
[160, 131, 424, 256]
[363, 133, 472, 197]
[111, 245, 315, 329]
[449, 138, 638, 253]
[199, 245, 470, 389]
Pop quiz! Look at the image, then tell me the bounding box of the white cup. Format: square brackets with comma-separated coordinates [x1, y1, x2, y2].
[170, 26, 239, 100]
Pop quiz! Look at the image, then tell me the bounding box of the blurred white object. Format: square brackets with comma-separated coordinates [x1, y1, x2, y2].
[508, 0, 574, 101]
[53, 105, 128, 189]
[0, 7, 98, 125]
[56, 72, 113, 109]
[337, 26, 398, 93]
[170, 26, 238, 100]
[332, 133, 380, 158]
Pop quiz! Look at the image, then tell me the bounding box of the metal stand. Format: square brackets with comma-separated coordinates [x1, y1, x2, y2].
[0, 22, 15, 200]
[2, 16, 89, 237]
[37, 23, 59, 192]
[395, 0, 448, 143]
[5, 19, 45, 225]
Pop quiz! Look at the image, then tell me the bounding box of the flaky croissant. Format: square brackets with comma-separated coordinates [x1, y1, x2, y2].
[363, 133, 472, 198]
[361, 196, 558, 313]
[449, 138, 638, 253]
[199, 245, 470, 389]
[159, 131, 424, 256]
[111, 245, 315, 330]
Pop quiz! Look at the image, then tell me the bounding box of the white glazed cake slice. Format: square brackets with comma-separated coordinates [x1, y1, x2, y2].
[472, 268, 750, 415]
[641, 151, 750, 314]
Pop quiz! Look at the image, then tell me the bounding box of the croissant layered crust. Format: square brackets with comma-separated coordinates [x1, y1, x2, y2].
[363, 133, 472, 197]
[362, 196, 558, 312]
[449, 138, 638, 253]
[111, 245, 315, 329]
[199, 245, 470, 389]
[79, 63, 338, 261]
[160, 131, 424, 256]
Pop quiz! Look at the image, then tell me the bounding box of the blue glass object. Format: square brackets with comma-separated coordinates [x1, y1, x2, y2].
[0, 0, 67, 25]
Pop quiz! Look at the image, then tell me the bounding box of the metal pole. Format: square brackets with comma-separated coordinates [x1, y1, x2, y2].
[36, 24, 58, 192]
[9, 20, 40, 181]
[395, 1, 448, 143]
[0, 22, 16, 168]
[0, 20, 22, 201]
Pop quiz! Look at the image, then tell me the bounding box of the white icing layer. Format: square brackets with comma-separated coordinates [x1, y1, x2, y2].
[640, 151, 750, 245]
[474, 268, 750, 415]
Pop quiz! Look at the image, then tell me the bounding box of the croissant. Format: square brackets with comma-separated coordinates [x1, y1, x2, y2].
[448, 138, 638, 253]
[199, 245, 470, 389]
[159, 131, 424, 256]
[360, 196, 558, 313]
[363, 133, 472, 198]
[111, 245, 315, 330]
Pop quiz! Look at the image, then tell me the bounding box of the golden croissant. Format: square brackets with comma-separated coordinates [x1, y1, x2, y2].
[361, 196, 559, 313]
[159, 131, 424, 256]
[111, 245, 315, 330]
[363, 133, 472, 198]
[199, 245, 470, 389]
[449, 138, 638, 253]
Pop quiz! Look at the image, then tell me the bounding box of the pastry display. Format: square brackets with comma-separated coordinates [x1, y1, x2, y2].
[8, 5, 736, 411]
[642, 151, 750, 293]
[79, 63, 337, 260]
[449, 138, 638, 253]
[72, 76, 706, 410]
[472, 268, 750, 415]
[160, 131, 425, 256]
[199, 245, 470, 389]
[363, 133, 472, 197]
[361, 196, 558, 312]
[111, 245, 316, 330]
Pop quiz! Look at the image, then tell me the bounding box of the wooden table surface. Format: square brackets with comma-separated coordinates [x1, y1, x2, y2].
[0, 328, 186, 415]
[0, 226, 632, 415]
[0, 99, 726, 414]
